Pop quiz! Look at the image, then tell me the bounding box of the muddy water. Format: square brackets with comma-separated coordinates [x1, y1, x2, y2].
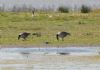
[0, 47, 100, 70]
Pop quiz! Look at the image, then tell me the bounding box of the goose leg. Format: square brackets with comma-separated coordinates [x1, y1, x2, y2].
[62, 38, 64, 41]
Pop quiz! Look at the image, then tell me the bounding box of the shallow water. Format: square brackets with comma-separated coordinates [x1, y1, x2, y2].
[0, 47, 100, 70]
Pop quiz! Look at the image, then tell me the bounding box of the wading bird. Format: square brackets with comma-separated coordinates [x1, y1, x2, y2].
[56, 32, 70, 41]
[32, 10, 34, 17]
[32, 8, 35, 17]
[18, 32, 30, 40]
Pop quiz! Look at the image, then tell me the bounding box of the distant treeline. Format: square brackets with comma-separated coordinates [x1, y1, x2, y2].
[0, 4, 99, 13]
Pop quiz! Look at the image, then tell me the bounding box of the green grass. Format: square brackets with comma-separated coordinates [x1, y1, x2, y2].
[0, 11, 100, 46]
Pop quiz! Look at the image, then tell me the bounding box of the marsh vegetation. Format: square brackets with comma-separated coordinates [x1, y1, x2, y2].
[0, 9, 100, 45]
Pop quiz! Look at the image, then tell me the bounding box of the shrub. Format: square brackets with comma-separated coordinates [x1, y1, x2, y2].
[80, 5, 91, 13]
[58, 6, 69, 13]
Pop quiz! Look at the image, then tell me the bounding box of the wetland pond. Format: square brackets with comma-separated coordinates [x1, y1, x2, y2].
[0, 47, 100, 70]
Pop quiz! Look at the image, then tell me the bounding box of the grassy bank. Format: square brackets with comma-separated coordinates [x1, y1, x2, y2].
[0, 11, 100, 46]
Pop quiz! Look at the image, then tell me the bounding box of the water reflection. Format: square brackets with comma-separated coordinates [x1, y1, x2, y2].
[0, 47, 100, 70]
